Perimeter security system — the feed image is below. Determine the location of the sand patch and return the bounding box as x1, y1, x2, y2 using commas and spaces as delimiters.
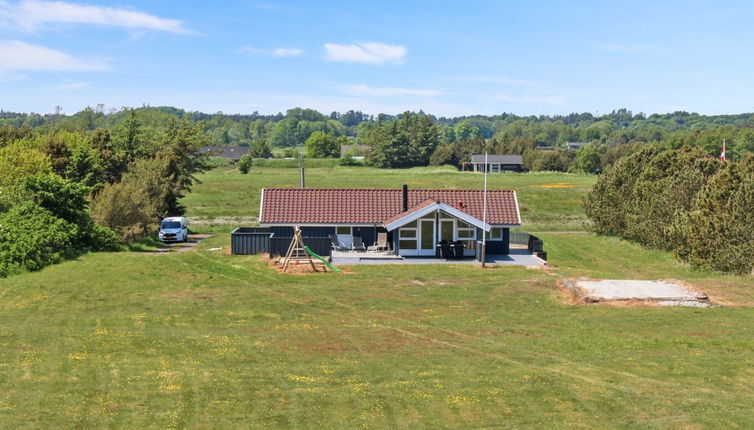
560, 279, 712, 307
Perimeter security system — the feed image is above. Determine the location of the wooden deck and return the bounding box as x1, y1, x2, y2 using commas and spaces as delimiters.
330, 250, 403, 260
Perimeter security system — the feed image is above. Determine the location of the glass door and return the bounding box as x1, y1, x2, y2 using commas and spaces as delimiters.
419, 219, 435, 256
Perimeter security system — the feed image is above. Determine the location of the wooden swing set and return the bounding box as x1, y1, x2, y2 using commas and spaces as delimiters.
280, 227, 339, 273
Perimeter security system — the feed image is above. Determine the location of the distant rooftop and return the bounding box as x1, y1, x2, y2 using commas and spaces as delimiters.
201, 145, 250, 161
469, 154, 523, 165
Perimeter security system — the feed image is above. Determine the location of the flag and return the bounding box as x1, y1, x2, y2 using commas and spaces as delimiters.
720, 139, 726, 162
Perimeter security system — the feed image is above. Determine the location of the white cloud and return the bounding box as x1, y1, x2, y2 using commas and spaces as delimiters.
493, 93, 568, 106
339, 84, 440, 97
444, 76, 537, 86
271, 47, 303, 57
0, 0, 190, 33
240, 46, 303, 57
597, 43, 654, 53
324, 42, 406, 65
0, 40, 106, 72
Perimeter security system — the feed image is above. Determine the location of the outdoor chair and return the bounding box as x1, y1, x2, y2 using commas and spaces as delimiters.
329, 234, 350, 251
352, 236, 367, 251
367, 232, 389, 252
438, 240, 452, 259
452, 240, 465, 258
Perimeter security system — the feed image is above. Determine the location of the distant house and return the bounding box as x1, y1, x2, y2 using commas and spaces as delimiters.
340, 144, 370, 158
469, 154, 524, 173
566, 142, 589, 150
201, 146, 251, 163
259, 185, 521, 258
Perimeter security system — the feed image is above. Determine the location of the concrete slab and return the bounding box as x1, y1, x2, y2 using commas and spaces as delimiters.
574, 279, 708, 304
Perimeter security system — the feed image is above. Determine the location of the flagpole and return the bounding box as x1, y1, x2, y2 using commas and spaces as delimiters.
481, 152, 488, 267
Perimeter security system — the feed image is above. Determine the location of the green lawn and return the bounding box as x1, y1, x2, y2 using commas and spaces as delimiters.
1, 165, 754, 428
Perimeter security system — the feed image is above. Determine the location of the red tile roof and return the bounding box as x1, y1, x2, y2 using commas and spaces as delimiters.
260, 188, 521, 226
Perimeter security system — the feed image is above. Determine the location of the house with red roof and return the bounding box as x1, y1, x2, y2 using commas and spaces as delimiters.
258, 185, 521, 259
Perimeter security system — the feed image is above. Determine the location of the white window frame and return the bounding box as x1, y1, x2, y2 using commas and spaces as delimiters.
489, 227, 504, 241
335, 226, 352, 235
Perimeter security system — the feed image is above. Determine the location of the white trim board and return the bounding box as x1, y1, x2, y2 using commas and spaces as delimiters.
384, 202, 492, 232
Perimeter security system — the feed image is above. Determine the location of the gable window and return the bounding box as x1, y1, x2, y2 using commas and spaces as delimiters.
398, 223, 418, 250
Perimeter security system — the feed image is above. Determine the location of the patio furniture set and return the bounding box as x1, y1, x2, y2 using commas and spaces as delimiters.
330, 232, 390, 253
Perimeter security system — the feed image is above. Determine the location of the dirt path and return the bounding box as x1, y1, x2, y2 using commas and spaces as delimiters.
151, 234, 214, 254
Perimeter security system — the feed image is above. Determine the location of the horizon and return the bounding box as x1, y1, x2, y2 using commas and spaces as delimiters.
3, 105, 754, 120
2, 1, 754, 116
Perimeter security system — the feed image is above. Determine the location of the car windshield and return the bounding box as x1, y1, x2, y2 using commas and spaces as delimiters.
161, 221, 182, 229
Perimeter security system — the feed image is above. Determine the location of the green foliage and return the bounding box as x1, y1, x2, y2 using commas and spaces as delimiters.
64, 143, 105, 187
584, 145, 661, 236
575, 143, 602, 173
40, 134, 72, 176
0, 141, 51, 189
338, 153, 361, 166
623, 146, 721, 249
305, 131, 341, 158
583, 145, 754, 274
24, 174, 91, 225
92, 157, 172, 242
0, 202, 77, 277
238, 153, 253, 174
249, 138, 272, 158
113, 109, 148, 163
429, 144, 455, 166
672, 155, 754, 274
159, 119, 210, 215
364, 112, 439, 168
0, 174, 122, 277
525, 149, 575, 172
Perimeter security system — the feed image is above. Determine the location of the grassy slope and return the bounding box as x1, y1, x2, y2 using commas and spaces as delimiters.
1, 165, 754, 428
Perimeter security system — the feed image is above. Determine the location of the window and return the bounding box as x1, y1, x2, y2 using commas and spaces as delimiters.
457, 229, 475, 239
399, 239, 418, 249
399, 229, 416, 238
490, 227, 504, 240
336, 226, 352, 235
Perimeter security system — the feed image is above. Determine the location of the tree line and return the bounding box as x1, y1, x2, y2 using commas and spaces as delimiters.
0, 111, 209, 277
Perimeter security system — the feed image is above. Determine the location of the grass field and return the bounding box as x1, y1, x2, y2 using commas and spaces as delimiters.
2, 165, 754, 428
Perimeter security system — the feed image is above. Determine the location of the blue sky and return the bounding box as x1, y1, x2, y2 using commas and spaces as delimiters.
1, 0, 753, 116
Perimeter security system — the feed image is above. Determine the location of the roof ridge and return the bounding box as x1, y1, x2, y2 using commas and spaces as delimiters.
261, 187, 515, 192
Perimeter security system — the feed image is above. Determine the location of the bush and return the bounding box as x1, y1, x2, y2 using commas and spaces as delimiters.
238, 153, 253, 174
583, 145, 661, 236
672, 155, 754, 274
338, 153, 361, 166
623, 146, 720, 250
92, 157, 172, 242
0, 203, 78, 277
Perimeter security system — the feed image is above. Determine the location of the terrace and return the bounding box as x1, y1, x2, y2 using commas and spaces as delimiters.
330, 248, 546, 266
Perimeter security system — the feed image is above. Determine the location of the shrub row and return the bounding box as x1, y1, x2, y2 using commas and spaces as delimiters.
584, 146, 754, 274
